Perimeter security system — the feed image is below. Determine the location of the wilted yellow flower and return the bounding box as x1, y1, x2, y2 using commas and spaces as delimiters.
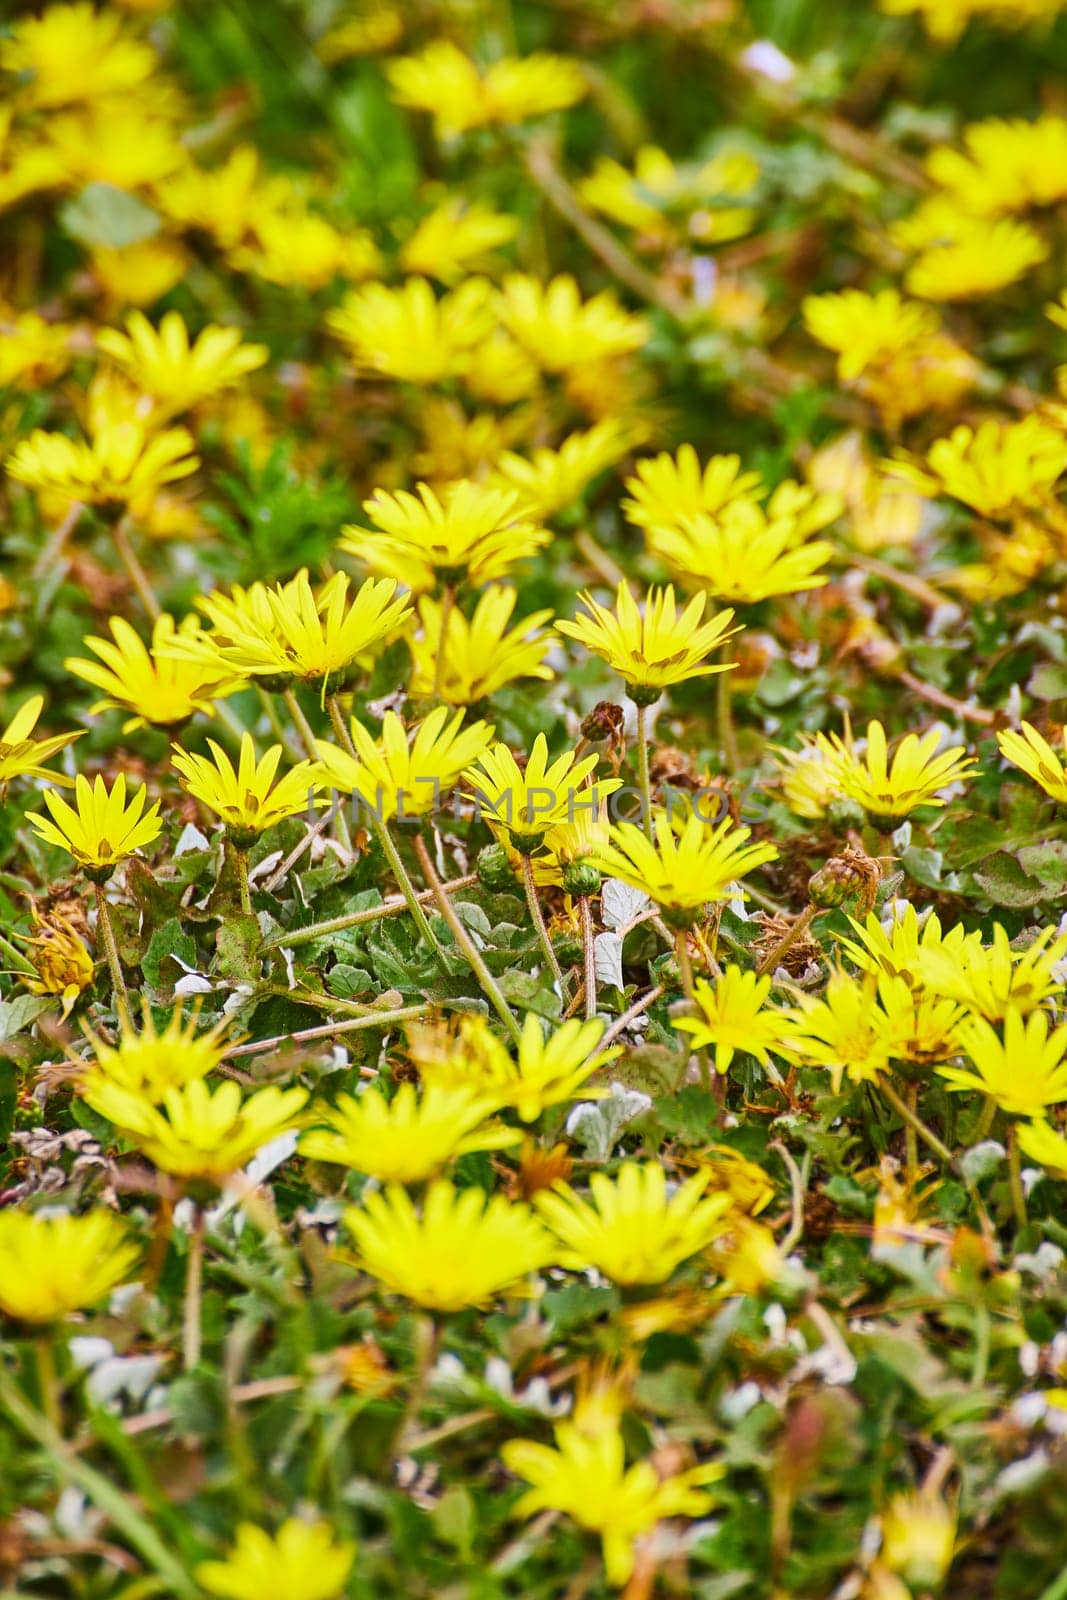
592, 811, 778, 927
408, 586, 554, 705
315, 706, 493, 822
881, 1490, 957, 1592
344, 479, 551, 592
96, 310, 267, 417
830, 720, 976, 828
888, 417, 1067, 520
79, 1001, 235, 1103
0, 306, 72, 389
707, 1213, 786, 1295
89, 1077, 309, 1181
300, 1082, 517, 1182
198, 1519, 356, 1600
917, 924, 1067, 1021
327, 276, 495, 384
997, 721, 1067, 804
699, 1145, 776, 1216
66, 613, 242, 731
21, 911, 94, 1018
536, 1162, 731, 1284
344, 1180, 555, 1310
905, 213, 1048, 300
387, 41, 585, 138
0, 1209, 140, 1324
557, 581, 738, 701
498, 274, 649, 371
400, 197, 519, 283
673, 968, 795, 1076
491, 420, 639, 520
1, 2, 157, 109
623, 447, 764, 532
502, 1420, 722, 1587
28, 773, 163, 878
939, 1010, 1067, 1116
171, 734, 325, 844
0, 694, 81, 790
466, 733, 621, 851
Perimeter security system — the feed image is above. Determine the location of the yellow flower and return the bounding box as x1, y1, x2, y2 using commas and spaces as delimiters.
0, 2, 157, 109
43, 103, 185, 190
300, 1083, 518, 1182
231, 211, 381, 291
998, 721, 1067, 804
79, 1001, 236, 1103
343, 1180, 555, 1311
771, 728, 855, 820
623, 446, 764, 532
926, 116, 1067, 216
838, 905, 977, 987
89, 1077, 309, 1181
877, 975, 966, 1068
578, 143, 758, 244
887, 418, 1067, 520
591, 811, 778, 927
177, 571, 411, 690
491, 420, 639, 520
784, 972, 894, 1092
156, 146, 271, 252
808, 436, 930, 552
1017, 1118, 1067, 1178
315, 706, 493, 822
387, 41, 585, 138
408, 586, 554, 705
198, 1519, 356, 1600
171, 734, 325, 843
917, 924, 1067, 1021
96, 310, 267, 417
91, 239, 189, 307
0, 1209, 140, 1324
699, 1145, 776, 1216
535, 1162, 732, 1285
830, 720, 976, 827
881, 1490, 957, 1592
0, 306, 72, 389
28, 773, 163, 877
707, 1214, 787, 1295
502, 1420, 722, 1587
465, 732, 621, 851
7, 403, 198, 512
497, 274, 649, 372
648, 500, 836, 604
557, 581, 738, 701
905, 214, 1048, 300
327, 276, 495, 384
344, 479, 551, 593
415, 1011, 619, 1121
938, 1010, 1067, 1116
21, 911, 94, 1018
317, 7, 404, 60
673, 968, 795, 1076
0, 693, 81, 789
400, 197, 519, 283
66, 613, 242, 731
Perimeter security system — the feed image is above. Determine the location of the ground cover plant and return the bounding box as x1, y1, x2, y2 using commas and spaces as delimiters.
4, 0, 1067, 1595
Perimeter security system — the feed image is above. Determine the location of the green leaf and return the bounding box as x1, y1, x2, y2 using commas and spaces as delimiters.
214, 915, 263, 983
142, 918, 198, 995
60, 183, 161, 248
973, 844, 1067, 908
0, 996, 50, 1041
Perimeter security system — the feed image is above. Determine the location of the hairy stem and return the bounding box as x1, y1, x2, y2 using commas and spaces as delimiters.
579, 895, 597, 1021
413, 835, 523, 1044
183, 1206, 204, 1373
634, 702, 654, 839
371, 815, 448, 966
522, 851, 565, 991
94, 883, 131, 1027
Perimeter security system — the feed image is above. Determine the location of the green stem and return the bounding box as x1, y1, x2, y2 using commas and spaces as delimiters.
258, 685, 303, 763
94, 884, 130, 1027
972, 1094, 997, 1144
1008, 1121, 1028, 1231
183, 1206, 204, 1373
433, 583, 455, 702
904, 1082, 919, 1184
413, 835, 522, 1045
326, 691, 357, 757
674, 926, 696, 999
634, 701, 654, 839
521, 852, 565, 991
282, 686, 319, 760
371, 814, 448, 966
261, 874, 479, 950
580, 895, 597, 1021
879, 1077, 954, 1167
113, 516, 161, 621
225, 1004, 434, 1060
233, 845, 252, 915
35, 1333, 60, 1435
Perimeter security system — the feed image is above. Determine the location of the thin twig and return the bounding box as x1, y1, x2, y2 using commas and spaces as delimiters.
771, 1139, 806, 1255
225, 1005, 431, 1059
597, 984, 665, 1050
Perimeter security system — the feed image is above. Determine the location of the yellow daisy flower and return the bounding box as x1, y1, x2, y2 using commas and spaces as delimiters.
465, 732, 621, 851
343, 1180, 556, 1311
399, 197, 519, 283
1017, 1118, 1067, 1179
0, 306, 73, 389
28, 773, 163, 879
838, 905, 978, 987
535, 1162, 732, 1284
7, 414, 198, 511
771, 728, 855, 820
0, 1209, 141, 1324
591, 810, 778, 927
387, 40, 585, 138
646, 499, 837, 604
0, 694, 82, 789
89, 1077, 309, 1181
343, 478, 551, 593
231, 211, 381, 291
905, 214, 1048, 300
96, 310, 268, 416
938, 1010, 1067, 1117
315, 706, 493, 823
19, 910, 94, 1018
497, 274, 649, 371
79, 1000, 236, 1103
198, 1520, 356, 1600
171, 734, 325, 844
830, 720, 976, 828
327, 276, 496, 385
0, 2, 157, 109
66, 613, 242, 731
887, 417, 1067, 520
414, 1011, 618, 1122
673, 967, 796, 1076
997, 721, 1067, 804
623, 446, 764, 532
408, 586, 554, 705
491, 419, 639, 520
300, 1082, 518, 1183
926, 115, 1067, 216
916, 924, 1067, 1021
556, 581, 738, 703
881, 1491, 958, 1593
